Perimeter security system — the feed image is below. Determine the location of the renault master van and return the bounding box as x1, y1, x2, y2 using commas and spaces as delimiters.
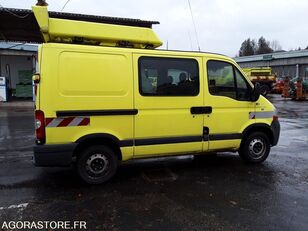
32, 4, 280, 184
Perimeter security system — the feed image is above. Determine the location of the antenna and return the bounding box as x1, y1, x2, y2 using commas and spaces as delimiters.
61, 0, 71, 12
187, 0, 201, 51
187, 30, 193, 51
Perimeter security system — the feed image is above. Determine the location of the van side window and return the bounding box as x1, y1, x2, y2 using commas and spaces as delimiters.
207, 61, 236, 99
139, 57, 199, 96
207, 60, 251, 101
235, 68, 251, 101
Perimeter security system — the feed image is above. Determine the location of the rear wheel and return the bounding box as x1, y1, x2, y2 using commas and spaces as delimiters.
77, 145, 118, 184
239, 132, 270, 163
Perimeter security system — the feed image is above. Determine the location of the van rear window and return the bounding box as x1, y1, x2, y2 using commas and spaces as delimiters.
138, 57, 199, 96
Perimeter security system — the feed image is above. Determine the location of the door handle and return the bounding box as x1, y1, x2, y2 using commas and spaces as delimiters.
190, 106, 212, 114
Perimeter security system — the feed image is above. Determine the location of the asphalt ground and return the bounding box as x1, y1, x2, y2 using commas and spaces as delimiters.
0, 94, 307, 231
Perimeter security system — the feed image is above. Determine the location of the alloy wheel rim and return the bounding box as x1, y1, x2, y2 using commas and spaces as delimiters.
249, 138, 266, 159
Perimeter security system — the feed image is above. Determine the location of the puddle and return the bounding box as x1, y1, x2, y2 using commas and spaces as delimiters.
142, 168, 177, 182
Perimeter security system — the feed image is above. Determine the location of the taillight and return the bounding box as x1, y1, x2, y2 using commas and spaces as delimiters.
35, 110, 46, 144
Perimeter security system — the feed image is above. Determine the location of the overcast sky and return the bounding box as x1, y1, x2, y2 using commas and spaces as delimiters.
1, 0, 308, 56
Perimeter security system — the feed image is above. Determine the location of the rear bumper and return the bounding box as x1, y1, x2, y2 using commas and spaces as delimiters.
33, 143, 77, 167
271, 120, 280, 146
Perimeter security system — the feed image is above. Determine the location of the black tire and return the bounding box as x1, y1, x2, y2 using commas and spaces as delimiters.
239, 132, 270, 163
77, 145, 118, 184
260, 85, 270, 96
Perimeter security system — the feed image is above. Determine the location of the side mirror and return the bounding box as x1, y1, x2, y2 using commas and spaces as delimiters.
251, 83, 261, 102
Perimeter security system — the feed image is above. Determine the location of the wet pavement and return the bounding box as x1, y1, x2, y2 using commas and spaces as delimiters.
0, 95, 307, 231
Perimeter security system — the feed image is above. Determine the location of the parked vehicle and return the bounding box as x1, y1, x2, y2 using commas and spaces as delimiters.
272, 77, 285, 94
32, 4, 280, 184
289, 76, 308, 99
273, 76, 308, 97
242, 67, 277, 96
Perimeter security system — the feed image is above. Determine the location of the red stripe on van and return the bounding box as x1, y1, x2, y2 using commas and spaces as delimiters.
78, 118, 90, 126
57, 117, 74, 127
45, 118, 53, 126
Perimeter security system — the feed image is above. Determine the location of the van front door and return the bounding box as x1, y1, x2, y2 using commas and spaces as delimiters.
133, 54, 207, 157
204, 59, 255, 151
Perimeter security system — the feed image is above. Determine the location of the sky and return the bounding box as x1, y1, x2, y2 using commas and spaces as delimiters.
1, 0, 308, 56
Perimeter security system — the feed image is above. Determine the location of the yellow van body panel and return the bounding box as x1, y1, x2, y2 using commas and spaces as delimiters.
39, 44, 134, 155
135, 142, 203, 158
37, 43, 276, 162
255, 96, 276, 126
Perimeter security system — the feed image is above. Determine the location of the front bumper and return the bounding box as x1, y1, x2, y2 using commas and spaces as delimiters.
33, 143, 77, 167
271, 120, 280, 146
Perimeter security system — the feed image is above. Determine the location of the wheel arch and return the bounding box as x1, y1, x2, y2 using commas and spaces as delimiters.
241, 123, 274, 146
73, 133, 122, 160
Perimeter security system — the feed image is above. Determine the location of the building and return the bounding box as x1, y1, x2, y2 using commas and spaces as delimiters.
0, 42, 38, 99
234, 50, 308, 78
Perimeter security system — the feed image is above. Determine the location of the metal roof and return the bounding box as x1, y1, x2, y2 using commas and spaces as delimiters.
0, 42, 38, 52
234, 50, 308, 63
0, 7, 159, 43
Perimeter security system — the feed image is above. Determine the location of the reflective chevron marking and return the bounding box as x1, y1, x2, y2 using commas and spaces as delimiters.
45, 117, 90, 127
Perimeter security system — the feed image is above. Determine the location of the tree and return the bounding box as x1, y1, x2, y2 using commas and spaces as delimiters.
239, 38, 256, 57
255, 37, 273, 54
270, 40, 282, 51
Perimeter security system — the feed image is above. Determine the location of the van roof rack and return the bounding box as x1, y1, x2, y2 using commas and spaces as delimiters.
32, 3, 163, 49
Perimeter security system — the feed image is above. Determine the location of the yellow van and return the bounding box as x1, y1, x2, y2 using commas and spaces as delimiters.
32, 4, 280, 184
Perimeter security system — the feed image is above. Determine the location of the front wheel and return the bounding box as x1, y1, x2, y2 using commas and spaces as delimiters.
77, 145, 118, 184
239, 132, 270, 163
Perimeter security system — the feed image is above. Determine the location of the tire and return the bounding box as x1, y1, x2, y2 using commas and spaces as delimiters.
239, 132, 270, 163
77, 145, 118, 184
260, 85, 270, 96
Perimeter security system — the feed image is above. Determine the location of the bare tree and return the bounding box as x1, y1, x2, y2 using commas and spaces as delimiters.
270, 40, 282, 51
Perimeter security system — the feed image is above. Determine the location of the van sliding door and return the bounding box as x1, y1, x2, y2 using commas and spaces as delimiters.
133, 54, 207, 157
